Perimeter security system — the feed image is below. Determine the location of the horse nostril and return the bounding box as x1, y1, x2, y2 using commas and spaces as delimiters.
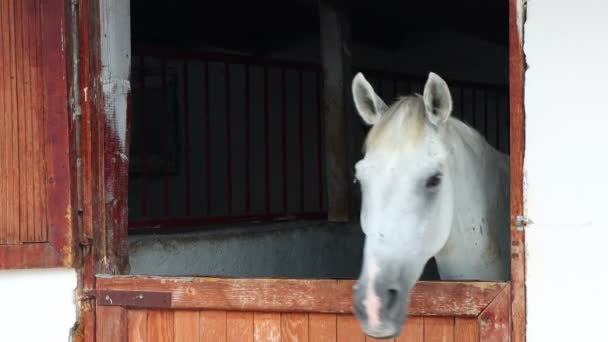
386, 288, 399, 312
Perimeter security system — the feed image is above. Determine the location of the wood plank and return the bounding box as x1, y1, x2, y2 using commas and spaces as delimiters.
454, 318, 479, 342
96, 306, 127, 342
254, 313, 281, 342
227, 312, 254, 342
309, 313, 337, 342
147, 310, 174, 342
174, 310, 200, 342
6, 0, 19, 244
200, 310, 227, 342
337, 315, 365, 342
127, 309, 147, 342
424, 317, 454, 342
14, 0, 28, 244
25, 0, 45, 242
96, 276, 507, 316
20, 0, 35, 242
397, 317, 423, 342
0, 0, 8, 244
281, 313, 308, 342
479, 286, 510, 342
509, 1, 526, 342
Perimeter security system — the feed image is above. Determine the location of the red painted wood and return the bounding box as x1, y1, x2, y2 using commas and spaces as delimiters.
509, 0, 527, 341
479, 286, 510, 342
0, 0, 73, 268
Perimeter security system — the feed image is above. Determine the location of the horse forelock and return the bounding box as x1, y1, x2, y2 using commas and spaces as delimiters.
364, 96, 427, 153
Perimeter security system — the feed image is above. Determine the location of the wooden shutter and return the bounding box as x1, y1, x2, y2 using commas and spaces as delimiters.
0, 0, 73, 268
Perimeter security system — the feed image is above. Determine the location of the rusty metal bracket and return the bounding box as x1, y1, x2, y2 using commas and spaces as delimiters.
87, 290, 172, 308
514, 215, 532, 231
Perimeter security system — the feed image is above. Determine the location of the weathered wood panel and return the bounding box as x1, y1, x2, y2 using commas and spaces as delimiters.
254, 313, 281, 342
95, 277, 509, 341
0, 0, 48, 244
455, 318, 480, 342
127, 310, 147, 342
147, 310, 174, 342
200, 310, 227, 342
309, 313, 337, 342
96, 276, 507, 316
173, 311, 199, 342
424, 317, 455, 342
96, 306, 127, 342
104, 308, 497, 342
0, 0, 73, 268
397, 316, 424, 342
281, 313, 308, 342
227, 312, 254, 342
337, 315, 365, 342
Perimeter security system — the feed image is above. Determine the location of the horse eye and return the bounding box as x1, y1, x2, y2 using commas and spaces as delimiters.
425, 173, 442, 188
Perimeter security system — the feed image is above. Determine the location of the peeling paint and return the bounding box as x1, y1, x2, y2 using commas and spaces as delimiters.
516, 0, 525, 43
100, 0, 131, 151
102, 80, 131, 150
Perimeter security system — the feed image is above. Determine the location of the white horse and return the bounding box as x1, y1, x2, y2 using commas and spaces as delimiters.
351, 72, 510, 338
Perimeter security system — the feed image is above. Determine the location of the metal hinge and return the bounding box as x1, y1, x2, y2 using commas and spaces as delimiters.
515, 215, 532, 231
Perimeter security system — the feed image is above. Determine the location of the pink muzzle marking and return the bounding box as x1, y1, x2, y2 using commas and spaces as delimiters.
363, 258, 382, 329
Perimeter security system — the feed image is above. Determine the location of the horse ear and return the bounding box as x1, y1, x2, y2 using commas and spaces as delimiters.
423, 72, 453, 126
352, 72, 388, 126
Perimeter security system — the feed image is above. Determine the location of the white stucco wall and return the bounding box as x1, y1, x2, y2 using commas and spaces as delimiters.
0, 269, 77, 342
524, 0, 608, 341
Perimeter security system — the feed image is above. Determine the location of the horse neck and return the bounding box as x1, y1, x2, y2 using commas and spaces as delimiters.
435, 118, 510, 280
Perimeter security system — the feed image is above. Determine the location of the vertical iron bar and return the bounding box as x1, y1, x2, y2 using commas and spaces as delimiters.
263, 67, 270, 214
225, 63, 232, 216
484, 89, 489, 141
298, 71, 304, 212
183, 60, 191, 216
139, 55, 148, 217
316, 71, 324, 211
496, 89, 501, 150
244, 64, 251, 214
460, 87, 465, 121
281, 69, 288, 214
205, 61, 211, 215
472, 88, 477, 129
161, 58, 170, 216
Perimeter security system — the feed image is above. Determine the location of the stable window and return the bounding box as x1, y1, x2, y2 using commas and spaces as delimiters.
86, 0, 525, 341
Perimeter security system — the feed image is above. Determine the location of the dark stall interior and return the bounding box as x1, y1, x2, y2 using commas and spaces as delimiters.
126, 0, 510, 279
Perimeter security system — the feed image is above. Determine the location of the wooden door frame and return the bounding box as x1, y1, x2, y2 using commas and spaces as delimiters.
508, 0, 527, 341
72, 0, 527, 341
